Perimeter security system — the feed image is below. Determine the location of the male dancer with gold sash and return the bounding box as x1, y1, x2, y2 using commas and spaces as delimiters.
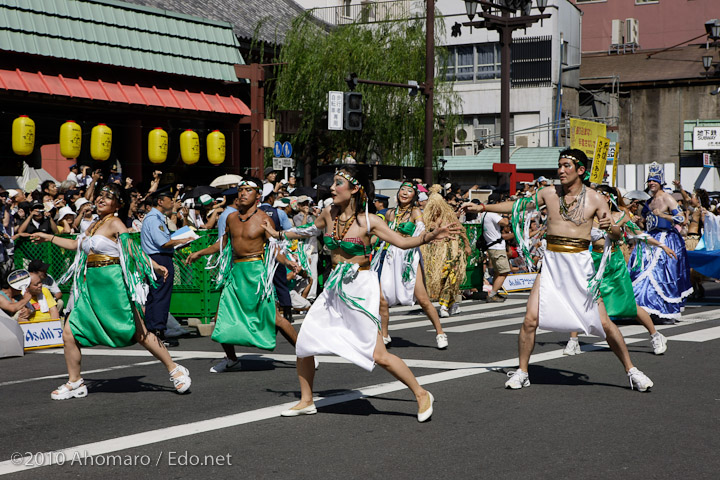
462, 148, 654, 392
186, 178, 298, 372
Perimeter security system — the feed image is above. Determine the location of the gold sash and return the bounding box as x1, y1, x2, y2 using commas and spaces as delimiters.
546, 235, 590, 254
87, 254, 120, 268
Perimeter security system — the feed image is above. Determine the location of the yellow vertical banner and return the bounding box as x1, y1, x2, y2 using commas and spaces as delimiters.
570, 119, 607, 159
589, 136, 611, 184
611, 145, 620, 187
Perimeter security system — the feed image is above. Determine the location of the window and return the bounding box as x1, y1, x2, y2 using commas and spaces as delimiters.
444, 38, 551, 86
635, 0, 658, 4
343, 0, 351, 17
445, 43, 500, 82
477, 44, 501, 80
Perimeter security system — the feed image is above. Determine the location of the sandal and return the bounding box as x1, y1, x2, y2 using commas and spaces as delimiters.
51, 379, 88, 400
169, 364, 191, 394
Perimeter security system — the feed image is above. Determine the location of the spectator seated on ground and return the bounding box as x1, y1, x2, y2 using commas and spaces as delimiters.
25, 272, 59, 321
27, 259, 64, 313
0, 271, 32, 321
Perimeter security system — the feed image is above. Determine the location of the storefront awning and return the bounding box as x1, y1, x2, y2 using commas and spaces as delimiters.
0, 68, 250, 116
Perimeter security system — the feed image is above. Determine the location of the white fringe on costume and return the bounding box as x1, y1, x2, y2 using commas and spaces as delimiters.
296, 267, 380, 371
379, 222, 425, 306
538, 249, 606, 339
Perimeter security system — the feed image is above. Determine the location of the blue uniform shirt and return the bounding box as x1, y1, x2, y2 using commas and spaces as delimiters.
141, 208, 173, 255
217, 206, 238, 240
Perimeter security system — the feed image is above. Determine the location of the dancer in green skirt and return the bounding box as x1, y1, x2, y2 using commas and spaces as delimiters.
31, 183, 191, 400
185, 178, 299, 373
563, 185, 675, 356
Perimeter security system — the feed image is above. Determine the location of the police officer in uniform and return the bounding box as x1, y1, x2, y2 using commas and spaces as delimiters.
141, 188, 186, 347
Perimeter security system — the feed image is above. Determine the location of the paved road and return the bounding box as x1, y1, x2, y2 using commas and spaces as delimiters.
1, 293, 719, 479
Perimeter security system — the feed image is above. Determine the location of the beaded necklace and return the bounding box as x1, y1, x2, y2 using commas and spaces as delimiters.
86, 214, 115, 237
559, 184, 587, 226
333, 213, 356, 241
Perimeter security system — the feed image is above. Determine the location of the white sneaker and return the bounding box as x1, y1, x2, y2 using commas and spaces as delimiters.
436, 333, 448, 349
651, 332, 667, 355
563, 337, 581, 356
382, 335, 392, 346
627, 367, 653, 392
210, 357, 241, 373
439, 306, 449, 318
449, 303, 460, 315
505, 370, 530, 389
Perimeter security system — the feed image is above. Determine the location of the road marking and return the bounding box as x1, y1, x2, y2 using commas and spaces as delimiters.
34, 349, 490, 371
0, 360, 161, 388
0, 340, 634, 476
439, 312, 526, 333
498, 310, 720, 336
666, 326, 720, 342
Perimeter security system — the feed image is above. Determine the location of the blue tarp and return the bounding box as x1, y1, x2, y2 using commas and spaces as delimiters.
687, 250, 720, 278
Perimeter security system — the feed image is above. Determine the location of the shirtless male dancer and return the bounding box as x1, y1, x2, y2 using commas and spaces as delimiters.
186, 178, 298, 369
462, 148, 654, 392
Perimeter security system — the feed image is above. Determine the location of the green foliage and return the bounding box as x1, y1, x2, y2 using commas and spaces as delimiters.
268, 12, 460, 169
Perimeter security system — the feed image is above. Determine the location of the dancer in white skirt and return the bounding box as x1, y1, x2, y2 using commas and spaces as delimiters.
376, 181, 447, 349
462, 148, 654, 392
263, 166, 460, 421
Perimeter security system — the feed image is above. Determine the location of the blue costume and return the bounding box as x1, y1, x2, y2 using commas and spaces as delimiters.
628, 164, 692, 321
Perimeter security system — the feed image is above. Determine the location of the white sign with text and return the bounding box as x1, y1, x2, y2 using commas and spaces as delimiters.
693, 126, 720, 150
328, 91, 343, 131
502, 273, 538, 292
19, 319, 63, 350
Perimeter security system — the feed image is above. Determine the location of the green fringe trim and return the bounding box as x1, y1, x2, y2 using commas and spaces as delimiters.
325, 263, 380, 331
510, 197, 536, 271
119, 233, 158, 305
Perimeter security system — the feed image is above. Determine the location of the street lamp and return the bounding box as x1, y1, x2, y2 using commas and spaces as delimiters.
460, 0, 551, 171
465, 0, 478, 21
706, 19, 720, 42
703, 54, 714, 72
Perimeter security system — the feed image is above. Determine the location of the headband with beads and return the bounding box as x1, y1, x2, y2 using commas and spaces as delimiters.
560, 155, 591, 181
335, 170, 359, 186
100, 185, 124, 206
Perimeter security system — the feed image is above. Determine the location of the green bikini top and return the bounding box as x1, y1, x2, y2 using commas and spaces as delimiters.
324, 209, 373, 256
323, 235, 372, 256
395, 222, 416, 236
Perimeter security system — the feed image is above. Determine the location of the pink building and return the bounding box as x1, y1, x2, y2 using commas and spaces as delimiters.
571, 0, 717, 52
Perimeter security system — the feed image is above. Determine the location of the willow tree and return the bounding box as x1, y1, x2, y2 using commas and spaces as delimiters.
268, 12, 460, 172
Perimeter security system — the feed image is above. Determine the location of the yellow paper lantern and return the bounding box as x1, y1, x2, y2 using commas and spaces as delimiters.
90, 123, 112, 161
180, 129, 200, 165
60, 120, 82, 159
12, 115, 35, 156
148, 127, 168, 164
207, 130, 225, 165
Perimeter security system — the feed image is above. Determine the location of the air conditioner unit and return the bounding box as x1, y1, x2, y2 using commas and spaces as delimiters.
515, 135, 529, 147
625, 18, 639, 45
455, 126, 472, 143
453, 143, 474, 156
611, 19, 625, 45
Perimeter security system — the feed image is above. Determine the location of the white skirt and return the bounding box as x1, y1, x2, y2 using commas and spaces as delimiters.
296, 267, 380, 371
538, 249, 605, 338
380, 245, 420, 306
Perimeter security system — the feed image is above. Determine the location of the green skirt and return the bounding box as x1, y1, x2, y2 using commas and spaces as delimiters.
592, 248, 637, 319
69, 264, 137, 348
212, 260, 276, 350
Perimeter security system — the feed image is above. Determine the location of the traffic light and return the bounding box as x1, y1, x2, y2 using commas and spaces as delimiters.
343, 92, 362, 131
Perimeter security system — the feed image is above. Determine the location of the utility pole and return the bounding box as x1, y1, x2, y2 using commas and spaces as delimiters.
424, 0, 435, 185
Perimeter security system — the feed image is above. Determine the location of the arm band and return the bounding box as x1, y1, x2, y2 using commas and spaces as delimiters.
287, 223, 322, 237
670, 208, 684, 224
